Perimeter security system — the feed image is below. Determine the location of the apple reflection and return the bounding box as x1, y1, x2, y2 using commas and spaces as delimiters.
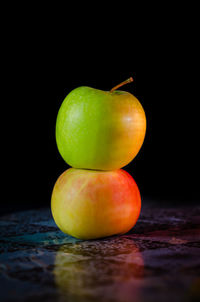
54, 236, 144, 302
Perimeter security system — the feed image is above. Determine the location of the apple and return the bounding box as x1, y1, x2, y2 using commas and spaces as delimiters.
51, 168, 141, 240
56, 78, 146, 170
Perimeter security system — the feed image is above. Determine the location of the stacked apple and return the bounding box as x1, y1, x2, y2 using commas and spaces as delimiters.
51, 78, 146, 239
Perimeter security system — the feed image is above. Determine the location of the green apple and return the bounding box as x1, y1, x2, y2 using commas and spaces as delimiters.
56, 78, 146, 170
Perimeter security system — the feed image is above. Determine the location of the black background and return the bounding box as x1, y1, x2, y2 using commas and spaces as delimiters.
2, 69, 199, 215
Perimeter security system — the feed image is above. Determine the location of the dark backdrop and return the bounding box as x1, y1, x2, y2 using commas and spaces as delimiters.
2, 70, 199, 215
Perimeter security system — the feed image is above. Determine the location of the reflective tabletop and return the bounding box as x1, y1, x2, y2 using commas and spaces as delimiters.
0, 203, 200, 302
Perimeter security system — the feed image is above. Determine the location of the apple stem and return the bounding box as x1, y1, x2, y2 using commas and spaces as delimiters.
110, 77, 134, 93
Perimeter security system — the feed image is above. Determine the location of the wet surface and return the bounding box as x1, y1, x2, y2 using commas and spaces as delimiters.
0, 204, 200, 302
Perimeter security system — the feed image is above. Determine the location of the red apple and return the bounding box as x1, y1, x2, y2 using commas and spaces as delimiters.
51, 168, 141, 239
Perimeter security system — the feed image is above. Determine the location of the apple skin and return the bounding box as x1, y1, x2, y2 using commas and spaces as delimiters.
56, 87, 146, 170
51, 168, 141, 240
